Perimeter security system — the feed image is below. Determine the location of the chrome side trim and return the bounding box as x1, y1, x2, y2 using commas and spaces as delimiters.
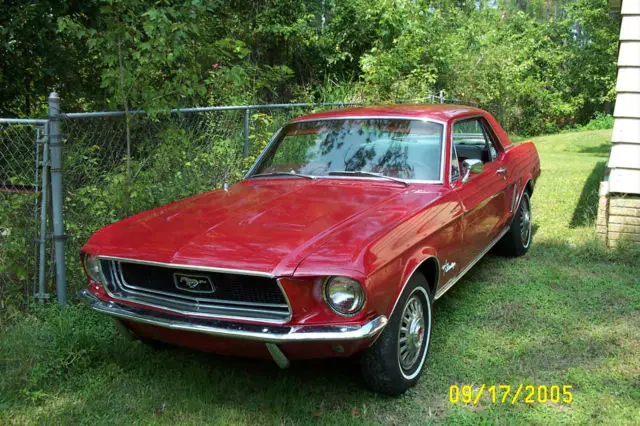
388, 255, 440, 319
97, 255, 276, 278
434, 226, 509, 300
79, 289, 388, 343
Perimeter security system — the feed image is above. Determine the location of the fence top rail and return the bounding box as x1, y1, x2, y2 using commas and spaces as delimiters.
0, 118, 48, 124
62, 101, 365, 119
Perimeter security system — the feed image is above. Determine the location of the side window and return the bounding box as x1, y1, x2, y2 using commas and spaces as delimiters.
480, 118, 501, 161
452, 118, 498, 165
450, 143, 460, 181
453, 119, 487, 147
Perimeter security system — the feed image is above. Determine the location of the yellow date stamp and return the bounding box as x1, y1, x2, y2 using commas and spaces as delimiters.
449, 384, 573, 405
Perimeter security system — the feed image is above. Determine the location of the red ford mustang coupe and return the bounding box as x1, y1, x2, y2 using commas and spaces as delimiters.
80, 104, 540, 395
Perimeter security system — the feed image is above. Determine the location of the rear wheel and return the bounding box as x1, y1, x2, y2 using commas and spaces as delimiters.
360, 272, 433, 396
496, 191, 532, 257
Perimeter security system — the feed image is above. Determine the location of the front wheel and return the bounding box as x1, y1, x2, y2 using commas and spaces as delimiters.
360, 272, 433, 396
495, 191, 532, 257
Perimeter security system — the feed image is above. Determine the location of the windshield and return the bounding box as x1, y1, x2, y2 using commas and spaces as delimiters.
251, 118, 444, 181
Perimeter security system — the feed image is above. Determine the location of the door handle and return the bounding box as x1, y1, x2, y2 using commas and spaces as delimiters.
496, 167, 507, 178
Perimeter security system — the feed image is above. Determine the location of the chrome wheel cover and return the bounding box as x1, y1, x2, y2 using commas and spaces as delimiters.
398, 294, 426, 372
520, 194, 532, 248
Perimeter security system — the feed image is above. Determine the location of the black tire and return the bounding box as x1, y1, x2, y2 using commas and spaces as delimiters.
360, 272, 433, 396
495, 191, 532, 257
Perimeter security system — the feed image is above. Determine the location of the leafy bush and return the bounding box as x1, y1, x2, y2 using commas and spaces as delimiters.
0, 193, 40, 317
578, 112, 615, 131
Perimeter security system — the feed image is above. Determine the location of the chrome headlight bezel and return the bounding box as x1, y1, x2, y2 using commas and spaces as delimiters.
323, 276, 366, 317
83, 253, 103, 285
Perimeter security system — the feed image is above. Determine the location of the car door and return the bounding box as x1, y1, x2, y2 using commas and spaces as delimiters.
450, 117, 511, 264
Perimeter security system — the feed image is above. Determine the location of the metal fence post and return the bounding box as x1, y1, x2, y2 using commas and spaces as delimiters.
37, 123, 50, 302
48, 92, 67, 306
243, 108, 250, 157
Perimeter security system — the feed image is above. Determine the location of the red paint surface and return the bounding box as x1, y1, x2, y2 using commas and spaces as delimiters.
82, 105, 540, 359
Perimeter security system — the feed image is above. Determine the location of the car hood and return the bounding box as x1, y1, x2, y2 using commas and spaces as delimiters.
83, 178, 441, 276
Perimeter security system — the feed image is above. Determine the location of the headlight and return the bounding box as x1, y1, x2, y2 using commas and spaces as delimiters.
83, 253, 103, 284
323, 276, 365, 316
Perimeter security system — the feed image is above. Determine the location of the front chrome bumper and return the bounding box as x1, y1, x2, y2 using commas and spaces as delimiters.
79, 289, 387, 345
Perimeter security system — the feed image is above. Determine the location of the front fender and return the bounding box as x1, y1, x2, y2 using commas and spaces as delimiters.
365, 246, 440, 319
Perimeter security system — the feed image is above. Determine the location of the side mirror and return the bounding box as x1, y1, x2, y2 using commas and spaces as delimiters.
462, 159, 483, 183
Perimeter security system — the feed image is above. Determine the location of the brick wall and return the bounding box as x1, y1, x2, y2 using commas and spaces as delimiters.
598, 195, 640, 247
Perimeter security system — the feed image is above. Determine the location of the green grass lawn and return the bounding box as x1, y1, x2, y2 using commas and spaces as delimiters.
1, 129, 639, 425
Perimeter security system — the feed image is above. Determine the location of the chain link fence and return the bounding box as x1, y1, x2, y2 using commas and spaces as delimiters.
0, 119, 48, 318
1, 94, 457, 315
60, 103, 358, 297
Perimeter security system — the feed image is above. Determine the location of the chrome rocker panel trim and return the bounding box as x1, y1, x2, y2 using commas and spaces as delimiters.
79, 289, 387, 344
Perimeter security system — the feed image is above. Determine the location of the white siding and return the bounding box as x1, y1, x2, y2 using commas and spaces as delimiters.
616, 67, 640, 92
620, 15, 640, 40
618, 41, 640, 66
622, 0, 640, 14
609, 168, 640, 194
609, 0, 640, 195
608, 144, 640, 168
613, 118, 640, 143
614, 93, 640, 118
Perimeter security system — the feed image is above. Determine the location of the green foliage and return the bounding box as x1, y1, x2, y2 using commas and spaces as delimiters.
0, 194, 39, 316
578, 112, 615, 131
350, 0, 619, 135
58, 1, 226, 112
0, 1, 101, 116
2, 0, 620, 133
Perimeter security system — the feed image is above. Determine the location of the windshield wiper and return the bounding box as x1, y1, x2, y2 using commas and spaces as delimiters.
327, 170, 410, 186
250, 172, 316, 180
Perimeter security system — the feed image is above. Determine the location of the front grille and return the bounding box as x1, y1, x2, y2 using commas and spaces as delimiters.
100, 260, 291, 323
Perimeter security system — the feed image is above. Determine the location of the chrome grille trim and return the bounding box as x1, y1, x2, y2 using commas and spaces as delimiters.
111, 261, 289, 308
98, 257, 292, 324
98, 254, 275, 277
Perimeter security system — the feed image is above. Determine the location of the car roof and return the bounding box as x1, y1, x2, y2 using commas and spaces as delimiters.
289, 104, 486, 124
